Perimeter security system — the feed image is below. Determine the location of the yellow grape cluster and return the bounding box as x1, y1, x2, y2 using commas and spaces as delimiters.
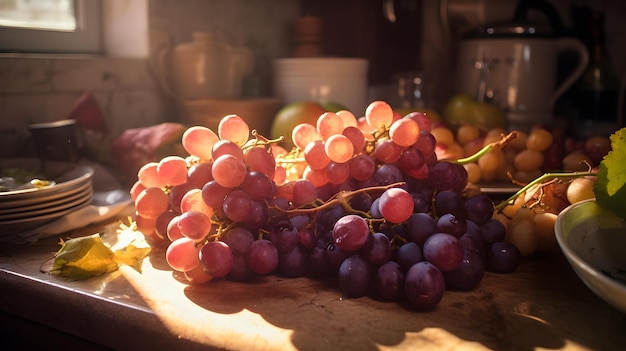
433, 122, 613, 188
434, 124, 557, 185
493, 175, 597, 256
428, 121, 609, 257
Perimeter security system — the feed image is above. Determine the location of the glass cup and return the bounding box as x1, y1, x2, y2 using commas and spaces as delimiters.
28, 119, 84, 163
394, 71, 427, 110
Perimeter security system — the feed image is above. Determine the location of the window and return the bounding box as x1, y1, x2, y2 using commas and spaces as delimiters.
0, 0, 101, 54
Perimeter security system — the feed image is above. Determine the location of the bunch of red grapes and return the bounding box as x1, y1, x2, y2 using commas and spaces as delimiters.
130, 100, 521, 310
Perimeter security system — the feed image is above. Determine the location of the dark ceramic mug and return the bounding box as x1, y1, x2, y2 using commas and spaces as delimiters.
28, 119, 84, 162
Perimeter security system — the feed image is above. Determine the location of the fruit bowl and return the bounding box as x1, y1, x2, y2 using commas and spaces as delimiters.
554, 199, 626, 313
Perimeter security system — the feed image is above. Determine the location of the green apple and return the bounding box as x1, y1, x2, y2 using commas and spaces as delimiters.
394, 107, 442, 123
443, 94, 507, 131
270, 101, 327, 149
320, 101, 348, 113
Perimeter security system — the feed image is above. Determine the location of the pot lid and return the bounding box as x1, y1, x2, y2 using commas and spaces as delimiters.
464, 0, 567, 40
463, 21, 556, 39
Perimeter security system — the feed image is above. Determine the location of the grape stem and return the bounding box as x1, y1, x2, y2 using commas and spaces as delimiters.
494, 170, 597, 211
204, 220, 238, 243
275, 148, 306, 164
363, 126, 391, 154
445, 131, 518, 165
277, 182, 405, 217
242, 132, 284, 151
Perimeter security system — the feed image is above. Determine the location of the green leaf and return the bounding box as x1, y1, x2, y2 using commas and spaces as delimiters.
110, 226, 151, 272
594, 128, 626, 220
50, 225, 153, 280
52, 233, 119, 281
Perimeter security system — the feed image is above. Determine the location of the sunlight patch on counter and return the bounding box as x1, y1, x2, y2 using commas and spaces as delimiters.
118, 263, 295, 350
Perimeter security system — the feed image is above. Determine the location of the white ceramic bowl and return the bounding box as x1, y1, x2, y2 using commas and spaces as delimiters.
555, 199, 626, 313
273, 58, 369, 114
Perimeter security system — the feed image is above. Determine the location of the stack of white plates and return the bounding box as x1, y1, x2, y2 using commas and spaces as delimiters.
0, 159, 94, 237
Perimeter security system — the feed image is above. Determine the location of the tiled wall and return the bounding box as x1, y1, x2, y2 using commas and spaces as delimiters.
0, 57, 170, 158
0, 0, 298, 159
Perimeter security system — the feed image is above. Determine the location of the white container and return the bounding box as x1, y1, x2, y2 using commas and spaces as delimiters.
157, 32, 254, 101
273, 58, 369, 115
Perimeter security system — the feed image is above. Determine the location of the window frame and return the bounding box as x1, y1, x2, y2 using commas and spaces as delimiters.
0, 0, 102, 54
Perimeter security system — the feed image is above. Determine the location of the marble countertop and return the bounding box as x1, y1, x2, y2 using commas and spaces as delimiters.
1, 218, 625, 351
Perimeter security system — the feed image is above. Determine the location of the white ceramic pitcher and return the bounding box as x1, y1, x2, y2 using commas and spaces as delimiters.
457, 22, 589, 131
156, 32, 254, 101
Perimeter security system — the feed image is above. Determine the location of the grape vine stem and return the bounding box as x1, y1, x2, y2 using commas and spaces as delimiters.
494, 170, 597, 211
277, 182, 406, 217
445, 131, 518, 165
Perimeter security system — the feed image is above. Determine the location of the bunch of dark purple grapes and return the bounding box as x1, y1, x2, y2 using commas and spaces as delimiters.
133, 103, 522, 311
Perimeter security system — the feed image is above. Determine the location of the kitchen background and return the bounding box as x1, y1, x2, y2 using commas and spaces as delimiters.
0, 0, 624, 160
